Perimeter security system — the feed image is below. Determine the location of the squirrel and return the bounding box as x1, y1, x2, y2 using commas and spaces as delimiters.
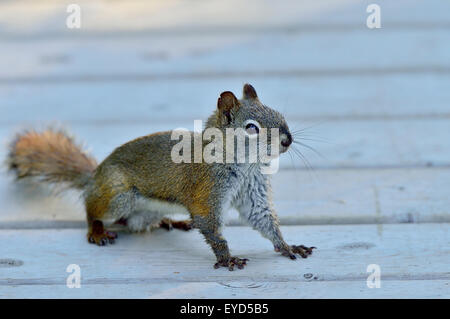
7, 83, 314, 270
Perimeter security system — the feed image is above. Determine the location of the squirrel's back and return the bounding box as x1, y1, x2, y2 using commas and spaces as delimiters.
7, 128, 216, 210
85, 130, 217, 218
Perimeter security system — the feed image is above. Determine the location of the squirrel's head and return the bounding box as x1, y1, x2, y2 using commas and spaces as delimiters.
206, 84, 292, 157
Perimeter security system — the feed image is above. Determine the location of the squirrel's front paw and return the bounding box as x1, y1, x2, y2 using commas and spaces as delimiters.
87, 231, 117, 246
214, 256, 248, 271
276, 244, 316, 259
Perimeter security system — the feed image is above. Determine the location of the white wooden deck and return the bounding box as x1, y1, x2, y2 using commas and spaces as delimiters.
0, 0, 449, 298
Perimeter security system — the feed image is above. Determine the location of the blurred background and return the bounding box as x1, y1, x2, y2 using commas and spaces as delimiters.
0, 0, 449, 228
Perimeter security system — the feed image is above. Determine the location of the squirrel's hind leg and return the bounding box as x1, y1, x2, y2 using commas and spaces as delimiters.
85, 188, 138, 245
159, 218, 193, 231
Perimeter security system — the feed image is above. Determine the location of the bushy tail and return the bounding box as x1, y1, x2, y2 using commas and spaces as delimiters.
7, 128, 97, 190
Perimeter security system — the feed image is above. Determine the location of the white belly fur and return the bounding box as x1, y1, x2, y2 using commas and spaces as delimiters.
127, 197, 190, 232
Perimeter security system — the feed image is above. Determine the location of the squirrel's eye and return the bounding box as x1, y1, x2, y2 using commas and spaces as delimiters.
245, 123, 259, 135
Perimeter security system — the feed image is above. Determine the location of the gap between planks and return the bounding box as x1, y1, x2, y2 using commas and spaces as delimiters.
1, 66, 450, 85
1, 224, 448, 284
1, 167, 449, 227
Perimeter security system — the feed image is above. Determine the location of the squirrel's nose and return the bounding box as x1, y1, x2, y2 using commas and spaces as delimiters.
281, 132, 292, 147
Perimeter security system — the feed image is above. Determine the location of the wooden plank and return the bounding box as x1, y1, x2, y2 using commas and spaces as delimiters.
1, 30, 449, 78
1, 280, 448, 299
269, 167, 450, 225
1, 0, 449, 37
2, 118, 450, 169
0, 224, 448, 298
0, 1, 449, 79
1, 168, 449, 226
0, 0, 357, 35
1, 76, 450, 122
0, 0, 448, 301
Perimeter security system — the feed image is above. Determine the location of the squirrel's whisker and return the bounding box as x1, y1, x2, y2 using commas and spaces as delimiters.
292, 141, 326, 160
290, 145, 314, 173
7, 83, 317, 267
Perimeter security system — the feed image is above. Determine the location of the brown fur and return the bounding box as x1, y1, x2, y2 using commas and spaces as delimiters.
7, 128, 97, 190
84, 131, 216, 220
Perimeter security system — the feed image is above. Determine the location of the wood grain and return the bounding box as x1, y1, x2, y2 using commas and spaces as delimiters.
0, 224, 448, 298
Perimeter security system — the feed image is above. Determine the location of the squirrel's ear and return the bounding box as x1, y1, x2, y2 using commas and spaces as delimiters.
243, 83, 258, 100
217, 91, 240, 123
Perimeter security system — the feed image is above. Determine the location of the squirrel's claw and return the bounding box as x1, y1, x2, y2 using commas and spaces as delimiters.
159, 218, 174, 231
278, 244, 316, 259
214, 257, 248, 271
293, 245, 316, 257
291, 245, 316, 258
87, 231, 118, 246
